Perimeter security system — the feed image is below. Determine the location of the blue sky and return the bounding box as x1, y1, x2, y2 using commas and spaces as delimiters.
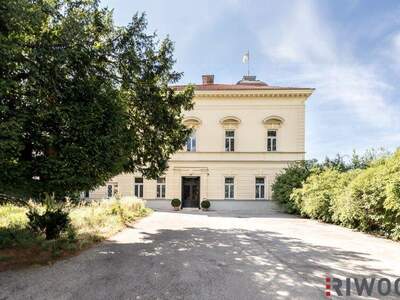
101, 0, 400, 160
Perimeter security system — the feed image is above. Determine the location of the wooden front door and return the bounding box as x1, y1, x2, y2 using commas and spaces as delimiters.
181, 177, 200, 208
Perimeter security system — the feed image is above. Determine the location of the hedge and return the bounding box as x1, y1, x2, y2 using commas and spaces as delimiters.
273, 150, 400, 240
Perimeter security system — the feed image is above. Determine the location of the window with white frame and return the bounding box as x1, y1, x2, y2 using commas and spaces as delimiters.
186, 131, 196, 152
156, 177, 166, 198
255, 177, 265, 199
107, 183, 118, 198
84, 190, 90, 198
134, 177, 144, 198
225, 130, 235, 152
267, 130, 277, 152
224, 177, 234, 199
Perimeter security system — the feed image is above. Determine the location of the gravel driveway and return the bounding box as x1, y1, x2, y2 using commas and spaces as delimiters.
1, 210, 400, 300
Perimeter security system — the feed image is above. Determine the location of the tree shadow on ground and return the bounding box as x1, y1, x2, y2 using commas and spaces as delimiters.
89, 227, 400, 300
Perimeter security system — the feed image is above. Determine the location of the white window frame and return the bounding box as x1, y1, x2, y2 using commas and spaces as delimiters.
225, 130, 235, 152
186, 131, 196, 152
134, 177, 144, 198
267, 130, 277, 152
156, 177, 166, 199
224, 177, 235, 199
255, 177, 266, 200
107, 183, 118, 198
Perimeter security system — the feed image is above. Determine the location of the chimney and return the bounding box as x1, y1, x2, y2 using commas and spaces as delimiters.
202, 74, 214, 85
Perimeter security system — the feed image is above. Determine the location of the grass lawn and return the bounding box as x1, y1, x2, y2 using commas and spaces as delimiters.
0, 197, 151, 271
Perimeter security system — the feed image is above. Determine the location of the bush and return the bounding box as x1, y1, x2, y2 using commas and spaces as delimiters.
27, 208, 70, 240
201, 200, 210, 210
332, 151, 400, 239
171, 198, 181, 208
293, 168, 356, 222
272, 160, 317, 213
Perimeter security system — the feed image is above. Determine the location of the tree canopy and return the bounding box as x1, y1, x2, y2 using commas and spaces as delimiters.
0, 0, 193, 202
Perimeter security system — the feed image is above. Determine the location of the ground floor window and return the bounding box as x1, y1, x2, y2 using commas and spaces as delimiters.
224, 177, 234, 199
255, 177, 265, 199
107, 183, 118, 198
134, 177, 144, 198
157, 177, 166, 198
84, 190, 90, 198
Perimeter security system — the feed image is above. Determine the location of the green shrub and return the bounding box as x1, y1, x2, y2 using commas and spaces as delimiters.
294, 168, 355, 222
332, 151, 400, 239
272, 160, 317, 213
171, 198, 181, 208
201, 200, 210, 209
27, 208, 70, 240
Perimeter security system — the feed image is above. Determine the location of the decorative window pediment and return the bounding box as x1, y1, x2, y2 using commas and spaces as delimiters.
183, 117, 201, 129
220, 116, 241, 129
262, 116, 284, 129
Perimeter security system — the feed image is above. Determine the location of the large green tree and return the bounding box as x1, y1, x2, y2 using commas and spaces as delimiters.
0, 0, 193, 203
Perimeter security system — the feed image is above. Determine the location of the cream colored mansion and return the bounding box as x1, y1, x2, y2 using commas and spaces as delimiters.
87, 75, 313, 210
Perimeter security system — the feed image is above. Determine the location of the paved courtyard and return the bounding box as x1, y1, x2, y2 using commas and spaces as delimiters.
1, 210, 400, 300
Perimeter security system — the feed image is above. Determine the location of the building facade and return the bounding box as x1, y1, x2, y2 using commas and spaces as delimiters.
87, 74, 313, 209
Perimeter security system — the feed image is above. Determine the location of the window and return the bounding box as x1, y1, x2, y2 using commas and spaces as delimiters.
134, 177, 144, 198
156, 177, 166, 199
107, 183, 118, 198
225, 130, 235, 152
84, 190, 90, 198
267, 130, 277, 152
255, 177, 265, 199
186, 131, 196, 152
224, 177, 234, 199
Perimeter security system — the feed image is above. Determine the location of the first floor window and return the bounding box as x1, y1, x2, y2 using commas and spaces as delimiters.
134, 177, 144, 198
107, 183, 118, 198
157, 177, 166, 198
267, 130, 277, 151
84, 190, 90, 198
224, 177, 234, 199
255, 177, 265, 199
225, 130, 235, 152
186, 131, 196, 152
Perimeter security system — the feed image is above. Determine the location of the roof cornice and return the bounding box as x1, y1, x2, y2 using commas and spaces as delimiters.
194, 89, 314, 98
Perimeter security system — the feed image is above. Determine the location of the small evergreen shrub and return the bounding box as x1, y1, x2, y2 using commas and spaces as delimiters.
171, 198, 181, 208
201, 200, 210, 210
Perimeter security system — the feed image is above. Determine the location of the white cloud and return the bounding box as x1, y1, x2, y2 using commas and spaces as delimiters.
257, 0, 398, 129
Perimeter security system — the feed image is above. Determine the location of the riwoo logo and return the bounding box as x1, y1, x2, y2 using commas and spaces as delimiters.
325, 276, 400, 297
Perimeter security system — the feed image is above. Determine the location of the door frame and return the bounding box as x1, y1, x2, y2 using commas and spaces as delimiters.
181, 176, 201, 208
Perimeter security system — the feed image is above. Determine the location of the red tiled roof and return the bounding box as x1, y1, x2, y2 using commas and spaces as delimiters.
172, 83, 313, 91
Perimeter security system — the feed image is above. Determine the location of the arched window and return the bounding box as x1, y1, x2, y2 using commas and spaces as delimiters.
263, 116, 284, 152
183, 117, 201, 152
220, 116, 241, 152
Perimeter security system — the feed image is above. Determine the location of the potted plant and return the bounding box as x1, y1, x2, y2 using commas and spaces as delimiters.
201, 199, 211, 211
171, 198, 181, 211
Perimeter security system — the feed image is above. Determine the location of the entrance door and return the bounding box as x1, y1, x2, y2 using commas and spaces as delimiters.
181, 177, 200, 208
